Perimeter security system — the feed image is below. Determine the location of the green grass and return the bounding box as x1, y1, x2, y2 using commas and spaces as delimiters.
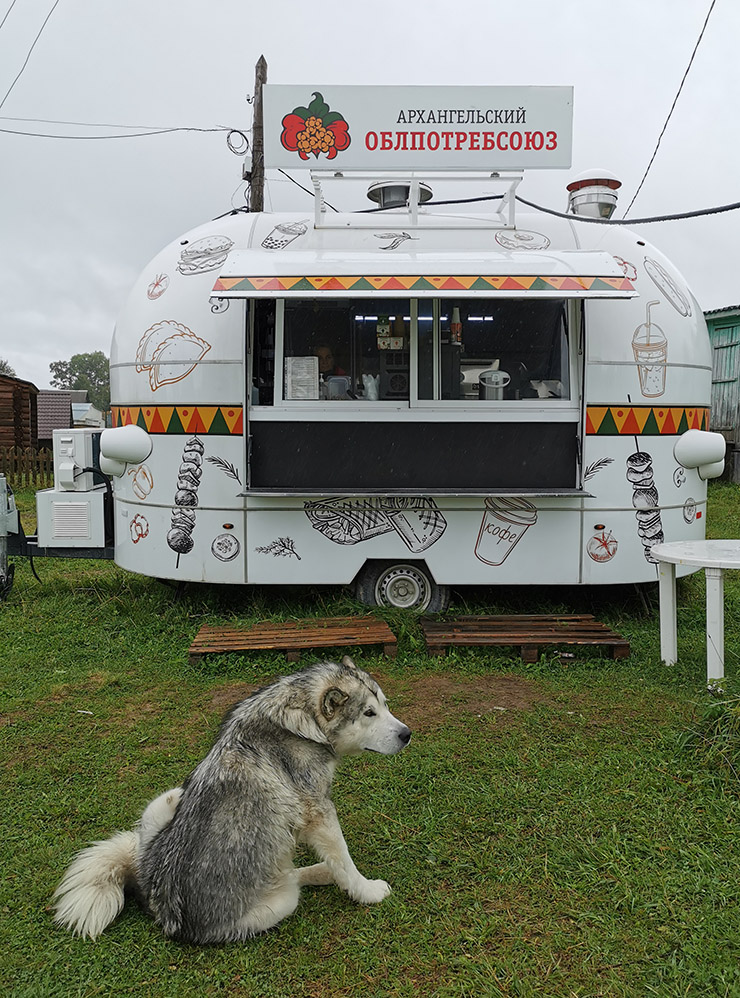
3, 482, 740, 996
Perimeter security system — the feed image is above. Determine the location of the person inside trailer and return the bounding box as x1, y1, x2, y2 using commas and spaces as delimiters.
279, 299, 411, 402
313, 342, 351, 400
314, 343, 346, 378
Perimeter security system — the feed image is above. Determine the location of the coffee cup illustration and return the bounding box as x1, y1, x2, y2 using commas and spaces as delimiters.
474, 497, 538, 566
632, 300, 667, 398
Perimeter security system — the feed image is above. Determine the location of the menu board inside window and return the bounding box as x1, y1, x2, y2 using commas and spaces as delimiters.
284, 356, 319, 400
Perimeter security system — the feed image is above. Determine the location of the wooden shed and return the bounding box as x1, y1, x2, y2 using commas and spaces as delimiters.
0, 374, 39, 449
706, 305, 740, 480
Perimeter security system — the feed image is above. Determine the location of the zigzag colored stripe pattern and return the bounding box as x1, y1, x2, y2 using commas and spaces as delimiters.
586, 405, 710, 435
111, 405, 243, 435
111, 403, 706, 436
212, 274, 635, 294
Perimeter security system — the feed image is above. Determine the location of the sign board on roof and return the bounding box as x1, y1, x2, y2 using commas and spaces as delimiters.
263, 85, 573, 172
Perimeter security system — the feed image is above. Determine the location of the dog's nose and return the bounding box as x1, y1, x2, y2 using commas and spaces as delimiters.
398, 726, 411, 745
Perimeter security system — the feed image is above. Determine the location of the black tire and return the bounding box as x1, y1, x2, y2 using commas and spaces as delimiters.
354, 561, 450, 613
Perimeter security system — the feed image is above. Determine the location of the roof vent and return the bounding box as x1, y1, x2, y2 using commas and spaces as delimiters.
367, 181, 433, 209
566, 169, 621, 219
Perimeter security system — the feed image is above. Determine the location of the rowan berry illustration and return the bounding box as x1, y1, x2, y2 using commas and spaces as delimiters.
281, 92, 350, 162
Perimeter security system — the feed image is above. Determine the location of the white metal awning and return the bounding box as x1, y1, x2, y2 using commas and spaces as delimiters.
212, 249, 637, 299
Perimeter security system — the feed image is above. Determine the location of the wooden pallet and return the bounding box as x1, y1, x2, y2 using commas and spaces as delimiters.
420, 614, 630, 662
188, 616, 397, 666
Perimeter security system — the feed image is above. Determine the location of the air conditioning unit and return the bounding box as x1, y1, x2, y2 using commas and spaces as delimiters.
52, 428, 102, 492
35, 428, 107, 548
36, 487, 107, 548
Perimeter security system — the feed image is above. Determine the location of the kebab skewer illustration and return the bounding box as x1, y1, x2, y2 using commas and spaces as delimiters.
626, 447, 664, 563
167, 435, 205, 565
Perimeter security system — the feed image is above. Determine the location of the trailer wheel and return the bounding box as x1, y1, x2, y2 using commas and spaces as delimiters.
354, 561, 450, 613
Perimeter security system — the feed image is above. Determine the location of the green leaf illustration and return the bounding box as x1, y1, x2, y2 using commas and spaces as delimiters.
307, 91, 330, 119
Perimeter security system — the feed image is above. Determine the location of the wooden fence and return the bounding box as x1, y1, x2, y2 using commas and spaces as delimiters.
0, 446, 54, 488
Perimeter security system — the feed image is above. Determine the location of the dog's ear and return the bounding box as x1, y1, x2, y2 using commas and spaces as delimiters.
322, 687, 349, 719
342, 655, 358, 671
277, 700, 330, 745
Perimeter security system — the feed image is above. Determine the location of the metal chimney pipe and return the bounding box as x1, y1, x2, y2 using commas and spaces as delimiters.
566, 170, 622, 219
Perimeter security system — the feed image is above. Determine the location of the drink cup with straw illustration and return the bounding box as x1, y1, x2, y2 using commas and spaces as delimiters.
262, 220, 308, 250
632, 300, 667, 398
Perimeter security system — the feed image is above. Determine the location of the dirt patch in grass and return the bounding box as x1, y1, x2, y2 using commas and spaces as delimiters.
383, 673, 549, 732
3, 671, 545, 773
210, 672, 549, 733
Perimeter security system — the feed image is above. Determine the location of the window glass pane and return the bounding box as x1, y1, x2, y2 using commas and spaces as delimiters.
251, 300, 275, 405
417, 299, 435, 400
282, 298, 410, 401
418, 299, 570, 401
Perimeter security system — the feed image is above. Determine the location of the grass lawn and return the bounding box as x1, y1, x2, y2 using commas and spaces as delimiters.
3, 482, 740, 997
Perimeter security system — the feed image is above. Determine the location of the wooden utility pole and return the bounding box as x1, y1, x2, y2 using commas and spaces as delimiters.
249, 55, 267, 213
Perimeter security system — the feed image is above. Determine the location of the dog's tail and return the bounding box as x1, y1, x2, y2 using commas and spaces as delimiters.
54, 786, 183, 939
53, 830, 139, 939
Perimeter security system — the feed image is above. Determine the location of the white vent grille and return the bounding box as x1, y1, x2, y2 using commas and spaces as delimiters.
52, 501, 90, 539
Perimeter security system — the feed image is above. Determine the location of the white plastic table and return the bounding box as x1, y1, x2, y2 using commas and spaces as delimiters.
651, 540, 740, 683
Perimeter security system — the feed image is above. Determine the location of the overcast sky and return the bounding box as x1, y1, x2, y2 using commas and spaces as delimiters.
1, 0, 737, 390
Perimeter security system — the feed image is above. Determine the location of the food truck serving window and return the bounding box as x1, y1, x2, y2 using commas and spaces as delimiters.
248, 295, 580, 494
251, 297, 571, 407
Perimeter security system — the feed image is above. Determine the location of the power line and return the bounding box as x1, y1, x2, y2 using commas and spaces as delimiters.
623, 0, 718, 217
0, 124, 234, 139
2, 114, 738, 226
0, 0, 62, 112
277, 168, 338, 211
296, 180, 740, 225
516, 193, 740, 225
0, 113, 238, 130
0, 0, 20, 34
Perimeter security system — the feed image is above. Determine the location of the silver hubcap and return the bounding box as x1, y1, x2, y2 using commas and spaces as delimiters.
376, 565, 431, 610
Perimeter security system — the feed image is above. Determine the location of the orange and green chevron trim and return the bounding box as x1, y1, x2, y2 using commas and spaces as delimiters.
586, 405, 710, 435
111, 405, 243, 435
111, 402, 706, 437
212, 274, 635, 295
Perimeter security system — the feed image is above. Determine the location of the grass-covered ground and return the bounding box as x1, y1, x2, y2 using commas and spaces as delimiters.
3, 483, 740, 997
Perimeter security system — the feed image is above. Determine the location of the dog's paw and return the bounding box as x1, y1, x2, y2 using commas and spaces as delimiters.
352, 878, 391, 904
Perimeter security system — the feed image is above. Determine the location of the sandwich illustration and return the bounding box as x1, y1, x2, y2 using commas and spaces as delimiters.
176, 235, 233, 275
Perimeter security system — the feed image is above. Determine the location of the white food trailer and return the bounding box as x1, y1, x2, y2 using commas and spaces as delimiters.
2, 85, 724, 610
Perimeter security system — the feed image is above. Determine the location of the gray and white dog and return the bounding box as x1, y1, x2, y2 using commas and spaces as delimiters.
54, 657, 410, 943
